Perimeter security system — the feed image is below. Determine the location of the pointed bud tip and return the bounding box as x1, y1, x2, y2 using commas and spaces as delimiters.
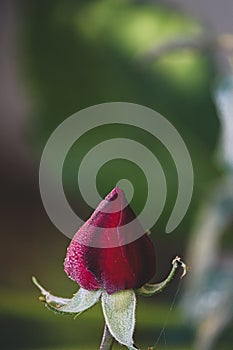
105, 186, 125, 202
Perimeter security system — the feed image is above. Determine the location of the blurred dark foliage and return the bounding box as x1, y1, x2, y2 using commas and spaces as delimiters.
0, 0, 229, 349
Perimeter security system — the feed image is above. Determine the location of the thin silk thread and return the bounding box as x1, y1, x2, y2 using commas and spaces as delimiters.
153, 279, 183, 349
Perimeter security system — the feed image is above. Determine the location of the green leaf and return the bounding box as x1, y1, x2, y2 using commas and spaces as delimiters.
32, 276, 101, 315
101, 290, 138, 350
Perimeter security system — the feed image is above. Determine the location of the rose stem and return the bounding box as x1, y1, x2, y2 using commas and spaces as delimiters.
100, 324, 114, 350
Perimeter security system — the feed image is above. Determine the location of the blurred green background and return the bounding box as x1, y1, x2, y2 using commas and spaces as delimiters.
1, 0, 232, 349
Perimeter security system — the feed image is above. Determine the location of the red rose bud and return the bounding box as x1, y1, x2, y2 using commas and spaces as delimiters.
64, 187, 155, 294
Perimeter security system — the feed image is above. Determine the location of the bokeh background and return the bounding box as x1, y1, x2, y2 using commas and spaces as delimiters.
1, 0, 233, 349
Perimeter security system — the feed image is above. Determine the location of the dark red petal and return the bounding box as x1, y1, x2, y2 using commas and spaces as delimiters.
64, 187, 156, 293
86, 234, 155, 294
64, 240, 100, 291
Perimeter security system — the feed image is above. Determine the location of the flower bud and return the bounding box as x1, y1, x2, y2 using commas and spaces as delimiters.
64, 187, 155, 294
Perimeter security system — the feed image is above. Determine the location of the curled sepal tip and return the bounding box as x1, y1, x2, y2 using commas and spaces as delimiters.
101, 290, 138, 350
32, 276, 70, 306
137, 256, 188, 297
32, 276, 101, 315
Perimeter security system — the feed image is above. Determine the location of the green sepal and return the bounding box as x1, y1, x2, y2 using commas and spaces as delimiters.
137, 256, 187, 297
32, 276, 101, 315
101, 290, 138, 350
32, 276, 70, 307
137, 282, 166, 297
